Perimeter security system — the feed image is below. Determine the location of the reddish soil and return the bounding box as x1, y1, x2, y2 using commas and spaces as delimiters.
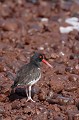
0, 0, 79, 120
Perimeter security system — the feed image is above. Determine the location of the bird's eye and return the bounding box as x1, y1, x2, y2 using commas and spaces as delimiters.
39, 55, 42, 58
39, 55, 43, 60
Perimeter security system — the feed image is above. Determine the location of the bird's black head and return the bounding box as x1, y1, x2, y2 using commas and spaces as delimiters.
30, 53, 44, 63
30, 52, 53, 68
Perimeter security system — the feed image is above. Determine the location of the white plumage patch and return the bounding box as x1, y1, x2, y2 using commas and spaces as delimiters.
28, 73, 41, 86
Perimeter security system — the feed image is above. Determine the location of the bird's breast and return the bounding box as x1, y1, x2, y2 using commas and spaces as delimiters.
27, 67, 41, 86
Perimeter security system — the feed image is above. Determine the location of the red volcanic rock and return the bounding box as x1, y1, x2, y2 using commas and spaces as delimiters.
0, 19, 18, 31
0, 94, 6, 102
49, 75, 65, 93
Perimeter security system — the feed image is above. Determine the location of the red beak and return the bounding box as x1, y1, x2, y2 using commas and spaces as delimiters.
42, 59, 53, 68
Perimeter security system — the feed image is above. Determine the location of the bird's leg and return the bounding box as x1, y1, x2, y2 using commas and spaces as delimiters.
26, 85, 35, 102
26, 88, 28, 98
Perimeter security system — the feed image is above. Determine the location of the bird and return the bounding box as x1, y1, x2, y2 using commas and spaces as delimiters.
11, 52, 52, 102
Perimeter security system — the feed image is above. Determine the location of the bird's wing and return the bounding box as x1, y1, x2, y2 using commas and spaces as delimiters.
13, 63, 41, 87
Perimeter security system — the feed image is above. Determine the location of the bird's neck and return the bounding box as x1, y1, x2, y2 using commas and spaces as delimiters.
30, 60, 40, 68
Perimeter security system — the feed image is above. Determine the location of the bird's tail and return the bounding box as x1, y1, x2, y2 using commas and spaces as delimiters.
6, 72, 16, 89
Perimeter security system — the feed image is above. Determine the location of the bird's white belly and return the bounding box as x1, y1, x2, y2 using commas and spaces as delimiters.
28, 74, 41, 86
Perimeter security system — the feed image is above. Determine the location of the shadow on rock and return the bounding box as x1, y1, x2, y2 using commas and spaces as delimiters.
8, 86, 36, 101
9, 87, 27, 101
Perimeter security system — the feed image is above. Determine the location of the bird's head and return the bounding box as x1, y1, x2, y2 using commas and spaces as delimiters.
30, 52, 52, 68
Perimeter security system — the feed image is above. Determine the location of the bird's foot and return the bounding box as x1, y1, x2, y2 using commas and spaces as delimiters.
26, 97, 35, 102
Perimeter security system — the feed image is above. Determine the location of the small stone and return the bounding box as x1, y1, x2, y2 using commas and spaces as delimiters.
47, 90, 54, 99
0, 4, 12, 17
49, 76, 65, 93
41, 18, 48, 22
39, 46, 44, 50
0, 64, 4, 72
59, 26, 73, 34
46, 98, 58, 104
54, 116, 64, 120
23, 107, 31, 114
60, 0, 73, 11
4, 117, 11, 120
57, 96, 74, 105
69, 74, 78, 82
59, 51, 65, 56
0, 114, 3, 120
38, 89, 47, 101
19, 55, 26, 62
64, 76, 78, 91
65, 17, 79, 24
32, 85, 40, 95
65, 85, 77, 92
16, 0, 25, 5
75, 0, 79, 4
53, 104, 60, 112
75, 64, 79, 70
0, 94, 6, 102
2, 19, 18, 31
74, 113, 79, 120
72, 43, 79, 53
27, 0, 39, 4
23, 104, 35, 115
51, 53, 59, 59
28, 29, 35, 35
11, 101, 21, 110
15, 116, 24, 120
65, 66, 74, 73
0, 106, 5, 114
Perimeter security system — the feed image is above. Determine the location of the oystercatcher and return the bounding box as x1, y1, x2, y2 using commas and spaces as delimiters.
12, 52, 52, 102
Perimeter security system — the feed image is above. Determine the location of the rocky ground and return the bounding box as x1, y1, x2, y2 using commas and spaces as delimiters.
0, 0, 79, 120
